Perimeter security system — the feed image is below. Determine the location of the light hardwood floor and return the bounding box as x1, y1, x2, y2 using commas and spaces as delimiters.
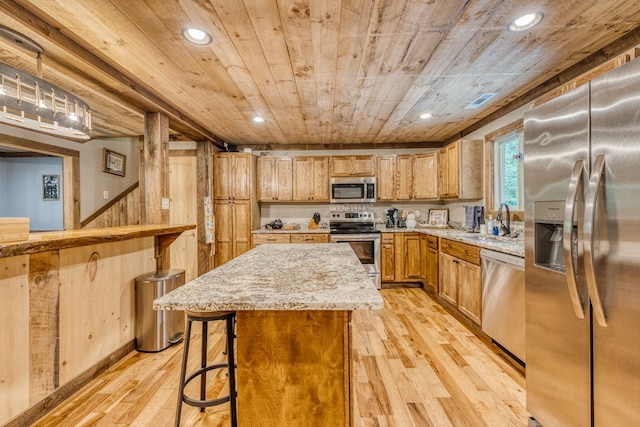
33, 288, 527, 426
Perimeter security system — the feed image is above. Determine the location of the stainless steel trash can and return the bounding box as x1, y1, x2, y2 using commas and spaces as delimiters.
135, 269, 185, 352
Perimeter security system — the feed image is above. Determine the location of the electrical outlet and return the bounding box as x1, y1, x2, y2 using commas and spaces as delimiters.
162, 198, 170, 209
103, 190, 109, 199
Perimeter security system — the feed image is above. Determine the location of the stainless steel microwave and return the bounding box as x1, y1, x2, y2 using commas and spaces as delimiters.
330, 177, 376, 203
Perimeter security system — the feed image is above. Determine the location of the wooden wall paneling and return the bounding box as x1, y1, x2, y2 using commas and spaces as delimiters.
62, 155, 81, 230
169, 153, 198, 281
57, 238, 155, 384
28, 251, 60, 404
0, 255, 30, 422
82, 186, 140, 229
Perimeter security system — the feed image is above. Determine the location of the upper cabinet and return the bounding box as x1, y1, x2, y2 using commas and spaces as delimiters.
439, 139, 482, 200
257, 156, 293, 202
214, 152, 254, 200
413, 152, 439, 200
377, 153, 438, 201
376, 155, 413, 201
293, 156, 329, 201
329, 155, 375, 177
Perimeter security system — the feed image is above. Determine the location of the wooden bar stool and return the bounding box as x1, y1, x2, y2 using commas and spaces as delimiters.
175, 310, 237, 427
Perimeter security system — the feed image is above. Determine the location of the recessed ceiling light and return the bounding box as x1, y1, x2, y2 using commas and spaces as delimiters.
419, 113, 432, 120
507, 12, 544, 32
252, 116, 266, 123
182, 27, 212, 45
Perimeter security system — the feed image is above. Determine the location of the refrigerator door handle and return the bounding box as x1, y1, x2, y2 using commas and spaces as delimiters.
584, 154, 608, 327
564, 159, 586, 319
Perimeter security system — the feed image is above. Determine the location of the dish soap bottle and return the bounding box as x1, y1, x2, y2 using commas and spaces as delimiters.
487, 215, 494, 236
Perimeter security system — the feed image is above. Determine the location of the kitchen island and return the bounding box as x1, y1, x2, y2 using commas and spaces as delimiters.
154, 243, 383, 426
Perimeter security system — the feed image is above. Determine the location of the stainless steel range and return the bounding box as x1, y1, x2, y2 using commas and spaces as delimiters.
329, 210, 381, 289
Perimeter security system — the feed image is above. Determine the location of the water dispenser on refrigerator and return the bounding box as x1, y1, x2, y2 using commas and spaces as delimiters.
533, 201, 578, 273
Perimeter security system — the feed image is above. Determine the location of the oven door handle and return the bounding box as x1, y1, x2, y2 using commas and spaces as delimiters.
330, 234, 380, 242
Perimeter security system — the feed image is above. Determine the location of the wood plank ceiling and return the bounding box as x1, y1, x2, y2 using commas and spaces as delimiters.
1, 0, 640, 149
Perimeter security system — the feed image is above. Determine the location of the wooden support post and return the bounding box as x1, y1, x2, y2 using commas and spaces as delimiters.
196, 141, 216, 275
141, 112, 170, 270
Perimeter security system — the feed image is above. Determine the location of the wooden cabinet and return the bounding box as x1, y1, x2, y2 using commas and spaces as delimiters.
381, 233, 395, 282
438, 139, 482, 200
252, 233, 291, 247
439, 252, 458, 306
402, 233, 422, 280
414, 152, 439, 200
214, 152, 253, 200
257, 156, 293, 201
290, 233, 329, 243
391, 232, 424, 282
438, 239, 482, 324
457, 259, 482, 324
293, 156, 329, 201
376, 155, 413, 201
376, 156, 396, 201
214, 200, 254, 266
214, 153, 258, 266
424, 235, 439, 292
253, 233, 329, 247
329, 155, 375, 177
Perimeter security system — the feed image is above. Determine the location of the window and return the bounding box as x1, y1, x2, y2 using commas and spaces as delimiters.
493, 130, 523, 211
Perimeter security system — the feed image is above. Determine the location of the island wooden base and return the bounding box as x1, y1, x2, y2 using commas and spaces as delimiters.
236, 310, 352, 427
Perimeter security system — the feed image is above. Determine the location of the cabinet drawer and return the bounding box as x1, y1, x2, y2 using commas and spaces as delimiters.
252, 234, 291, 245
290, 234, 329, 243
381, 233, 395, 244
440, 239, 481, 265
426, 235, 438, 249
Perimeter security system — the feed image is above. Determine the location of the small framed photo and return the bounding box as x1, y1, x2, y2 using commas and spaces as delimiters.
102, 148, 126, 177
428, 208, 449, 227
43, 174, 60, 201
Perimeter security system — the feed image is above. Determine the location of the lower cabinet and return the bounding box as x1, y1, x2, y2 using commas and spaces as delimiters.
381, 232, 428, 284
290, 234, 329, 244
381, 233, 395, 281
438, 239, 482, 324
402, 233, 422, 280
214, 200, 253, 266
424, 235, 439, 292
252, 233, 329, 248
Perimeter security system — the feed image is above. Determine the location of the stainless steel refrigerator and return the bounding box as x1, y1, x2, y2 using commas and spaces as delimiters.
524, 57, 640, 426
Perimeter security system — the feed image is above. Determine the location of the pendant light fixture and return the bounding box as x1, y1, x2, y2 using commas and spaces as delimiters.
0, 25, 92, 141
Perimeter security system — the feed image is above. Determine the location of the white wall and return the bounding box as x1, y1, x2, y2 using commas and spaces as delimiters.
79, 138, 139, 220
0, 124, 140, 222
0, 156, 64, 231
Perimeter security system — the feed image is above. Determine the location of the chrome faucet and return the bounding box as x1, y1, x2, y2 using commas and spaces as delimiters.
497, 203, 511, 236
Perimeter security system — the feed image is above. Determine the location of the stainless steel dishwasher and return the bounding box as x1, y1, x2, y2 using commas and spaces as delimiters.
481, 249, 525, 363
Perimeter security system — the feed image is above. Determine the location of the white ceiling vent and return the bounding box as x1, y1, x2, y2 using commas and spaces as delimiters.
464, 93, 496, 109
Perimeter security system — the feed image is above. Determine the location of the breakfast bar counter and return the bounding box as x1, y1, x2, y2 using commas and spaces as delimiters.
154, 243, 383, 426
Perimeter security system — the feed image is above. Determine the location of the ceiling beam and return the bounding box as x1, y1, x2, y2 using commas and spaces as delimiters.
0, 1, 226, 148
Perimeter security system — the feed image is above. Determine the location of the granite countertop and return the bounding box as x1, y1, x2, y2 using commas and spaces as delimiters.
153, 243, 384, 312
380, 227, 524, 257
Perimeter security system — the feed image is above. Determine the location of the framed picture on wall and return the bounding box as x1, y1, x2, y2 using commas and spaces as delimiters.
102, 148, 126, 177
43, 174, 60, 201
